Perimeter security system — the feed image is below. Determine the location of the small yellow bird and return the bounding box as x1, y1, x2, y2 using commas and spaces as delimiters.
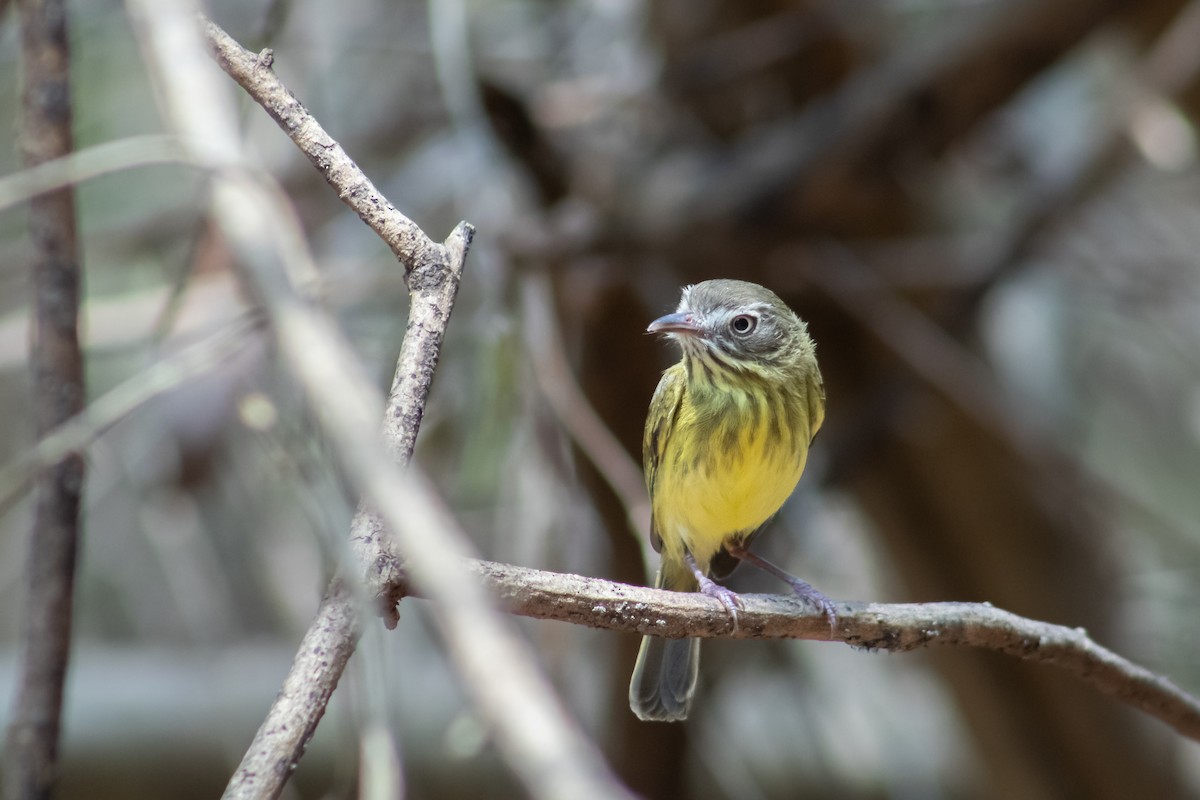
629, 279, 834, 722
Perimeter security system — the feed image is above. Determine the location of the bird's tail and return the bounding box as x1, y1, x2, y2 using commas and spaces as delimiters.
629, 563, 700, 722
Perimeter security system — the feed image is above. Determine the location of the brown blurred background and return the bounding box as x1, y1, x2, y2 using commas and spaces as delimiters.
3, 0, 1200, 797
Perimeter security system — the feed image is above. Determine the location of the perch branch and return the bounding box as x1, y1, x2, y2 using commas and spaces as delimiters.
455, 560, 1200, 744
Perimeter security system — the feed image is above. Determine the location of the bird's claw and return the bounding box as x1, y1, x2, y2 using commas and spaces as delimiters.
697, 574, 743, 632
787, 578, 837, 638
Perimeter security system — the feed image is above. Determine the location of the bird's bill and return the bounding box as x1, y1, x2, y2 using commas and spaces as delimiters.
647, 312, 702, 336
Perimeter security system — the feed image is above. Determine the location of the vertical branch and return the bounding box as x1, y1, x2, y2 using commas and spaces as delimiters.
3, 1, 86, 799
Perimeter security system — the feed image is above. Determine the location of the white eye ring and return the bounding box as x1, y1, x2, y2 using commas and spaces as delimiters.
730, 314, 757, 335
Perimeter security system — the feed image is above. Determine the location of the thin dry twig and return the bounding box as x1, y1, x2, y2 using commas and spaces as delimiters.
198, 12, 479, 620
3, 2, 86, 798
126, 6, 634, 800
227, 580, 362, 797
199, 16, 440, 278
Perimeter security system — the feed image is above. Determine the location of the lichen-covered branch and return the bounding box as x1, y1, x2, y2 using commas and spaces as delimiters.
198, 13, 473, 623
198, 16, 442, 278
223, 581, 361, 800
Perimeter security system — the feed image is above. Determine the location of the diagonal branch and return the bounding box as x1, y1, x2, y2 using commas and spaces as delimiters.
197, 13, 475, 622
199, 16, 441, 279
123, 5, 635, 800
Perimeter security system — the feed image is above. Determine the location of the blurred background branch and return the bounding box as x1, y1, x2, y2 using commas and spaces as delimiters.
0, 318, 256, 518
3, 1, 86, 799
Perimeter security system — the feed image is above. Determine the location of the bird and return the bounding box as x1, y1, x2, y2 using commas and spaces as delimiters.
629, 279, 835, 722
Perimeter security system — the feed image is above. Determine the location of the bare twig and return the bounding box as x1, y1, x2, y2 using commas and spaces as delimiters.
125, 5, 634, 799
4, 1, 86, 798
196, 13, 480, 616
198, 17, 442, 277
456, 560, 1200, 744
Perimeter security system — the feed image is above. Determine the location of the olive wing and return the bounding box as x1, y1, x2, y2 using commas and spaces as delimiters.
642, 365, 686, 554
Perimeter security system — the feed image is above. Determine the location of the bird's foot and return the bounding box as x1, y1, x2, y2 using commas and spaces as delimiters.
697, 573, 743, 632
725, 542, 838, 638
686, 552, 743, 631
784, 577, 838, 638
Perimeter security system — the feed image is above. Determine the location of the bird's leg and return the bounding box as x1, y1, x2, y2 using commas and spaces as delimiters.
685, 552, 742, 631
724, 542, 837, 637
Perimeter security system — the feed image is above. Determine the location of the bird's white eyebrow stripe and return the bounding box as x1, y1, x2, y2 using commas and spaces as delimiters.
719, 301, 772, 316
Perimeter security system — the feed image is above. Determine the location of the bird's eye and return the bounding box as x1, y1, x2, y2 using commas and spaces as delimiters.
730, 314, 757, 335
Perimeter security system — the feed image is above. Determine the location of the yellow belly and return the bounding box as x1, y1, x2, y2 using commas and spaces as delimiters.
653, 399, 808, 571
